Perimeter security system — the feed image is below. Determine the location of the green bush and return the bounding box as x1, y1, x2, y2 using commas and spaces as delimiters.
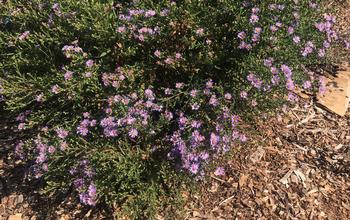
0, 0, 345, 218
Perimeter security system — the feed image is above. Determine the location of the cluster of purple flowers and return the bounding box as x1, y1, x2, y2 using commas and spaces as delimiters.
246, 73, 263, 89
70, 160, 97, 206
312, 14, 338, 57
117, 7, 170, 42
16, 110, 31, 130
166, 81, 247, 176
77, 113, 97, 136
62, 45, 84, 58
238, 7, 264, 50
32, 138, 56, 178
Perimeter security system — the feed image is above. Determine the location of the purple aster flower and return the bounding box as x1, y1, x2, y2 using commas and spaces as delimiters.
117, 26, 126, 33
293, 36, 300, 44
214, 167, 225, 176
154, 50, 161, 57
175, 82, 184, 89
281, 65, 292, 78
271, 75, 280, 85
77, 125, 89, 136
48, 145, 56, 154
224, 93, 232, 100
286, 79, 295, 91
287, 26, 294, 35
164, 111, 173, 121
86, 59, 94, 68
323, 40, 330, 48
237, 31, 246, 39
189, 163, 199, 174
191, 120, 202, 128
252, 7, 260, 14
191, 103, 200, 110
64, 71, 73, 81
318, 49, 326, 57
190, 89, 198, 97
254, 27, 262, 34
240, 134, 248, 142
264, 58, 273, 67
250, 14, 259, 24
144, 89, 155, 100
210, 133, 220, 147
145, 10, 156, 17
196, 28, 204, 36
36, 93, 44, 102
209, 95, 219, 106
56, 128, 69, 139
175, 53, 182, 59
51, 84, 60, 94
287, 92, 298, 102
303, 80, 312, 89
240, 91, 248, 99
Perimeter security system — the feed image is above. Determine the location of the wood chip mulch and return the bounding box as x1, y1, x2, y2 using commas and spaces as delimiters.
186, 101, 350, 219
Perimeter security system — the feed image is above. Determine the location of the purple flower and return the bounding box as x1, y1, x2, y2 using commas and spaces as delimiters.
86, 59, 94, 68
239, 134, 248, 142
36, 93, 44, 102
254, 27, 262, 34
210, 133, 220, 147
189, 163, 199, 174
264, 58, 273, 67
293, 36, 300, 44
252, 7, 260, 14
318, 49, 326, 57
250, 14, 259, 24
145, 10, 156, 17
323, 41, 330, 48
154, 50, 161, 57
64, 71, 73, 81
209, 95, 219, 106
196, 28, 204, 36
164, 57, 174, 65
287, 26, 294, 34
51, 84, 60, 94
286, 79, 295, 91
164, 111, 173, 121
175, 82, 184, 89
237, 31, 246, 39
191, 103, 200, 110
77, 125, 89, 136
240, 91, 248, 99
281, 65, 292, 78
128, 128, 138, 138
144, 89, 155, 100
303, 80, 312, 89
287, 92, 298, 102
48, 146, 56, 154
224, 93, 232, 100
190, 89, 198, 97
117, 26, 126, 33
56, 128, 69, 139
214, 167, 225, 176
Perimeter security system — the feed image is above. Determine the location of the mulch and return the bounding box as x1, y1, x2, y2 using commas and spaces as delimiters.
186, 100, 350, 219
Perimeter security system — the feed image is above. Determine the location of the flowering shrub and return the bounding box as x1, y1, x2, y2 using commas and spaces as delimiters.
0, 0, 347, 218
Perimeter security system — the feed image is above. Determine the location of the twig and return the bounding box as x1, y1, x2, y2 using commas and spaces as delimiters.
210, 175, 226, 183
218, 194, 236, 206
